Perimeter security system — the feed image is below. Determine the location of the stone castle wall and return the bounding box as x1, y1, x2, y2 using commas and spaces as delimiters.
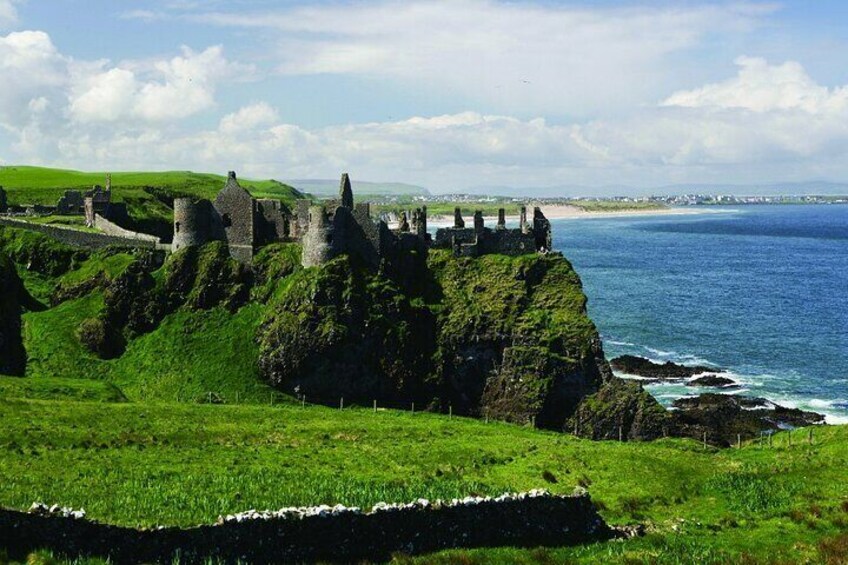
0, 218, 161, 250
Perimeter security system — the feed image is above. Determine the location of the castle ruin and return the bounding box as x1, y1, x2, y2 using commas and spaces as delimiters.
172, 172, 553, 267
55, 174, 129, 227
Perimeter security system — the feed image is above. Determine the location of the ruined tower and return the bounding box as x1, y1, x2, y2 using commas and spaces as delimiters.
340, 173, 354, 209
173, 198, 213, 251
497, 208, 506, 229
301, 206, 333, 267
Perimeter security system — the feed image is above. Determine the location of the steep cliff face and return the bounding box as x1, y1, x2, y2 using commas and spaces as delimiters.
0, 252, 27, 375
258, 250, 617, 428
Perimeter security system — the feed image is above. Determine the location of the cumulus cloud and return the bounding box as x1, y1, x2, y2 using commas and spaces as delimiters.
193, 0, 777, 118
662, 56, 848, 113
68, 45, 251, 122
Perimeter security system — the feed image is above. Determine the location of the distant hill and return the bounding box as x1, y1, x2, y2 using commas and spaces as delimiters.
288, 179, 430, 197
466, 181, 848, 198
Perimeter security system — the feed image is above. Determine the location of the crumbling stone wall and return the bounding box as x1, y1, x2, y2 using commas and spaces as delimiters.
256, 199, 289, 242
56, 190, 85, 215
433, 208, 551, 258
1, 491, 611, 564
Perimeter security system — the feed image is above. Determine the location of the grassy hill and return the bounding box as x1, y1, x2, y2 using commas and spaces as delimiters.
0, 166, 304, 235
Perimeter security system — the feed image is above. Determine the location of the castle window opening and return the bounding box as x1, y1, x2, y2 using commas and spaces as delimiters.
175, 222, 180, 233
222, 213, 232, 227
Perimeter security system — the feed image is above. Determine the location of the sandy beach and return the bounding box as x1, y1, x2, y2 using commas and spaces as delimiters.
422, 205, 732, 229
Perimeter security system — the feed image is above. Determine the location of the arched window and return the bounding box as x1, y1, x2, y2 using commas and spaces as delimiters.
175, 221, 181, 233
222, 213, 232, 227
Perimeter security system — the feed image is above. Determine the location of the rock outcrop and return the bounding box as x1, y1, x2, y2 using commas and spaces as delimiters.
0, 251, 29, 375
671, 394, 825, 446
259, 250, 612, 428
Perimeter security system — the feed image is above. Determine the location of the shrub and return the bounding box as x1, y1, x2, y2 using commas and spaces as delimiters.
77, 317, 125, 359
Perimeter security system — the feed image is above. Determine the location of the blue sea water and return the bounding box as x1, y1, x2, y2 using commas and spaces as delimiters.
551, 205, 848, 423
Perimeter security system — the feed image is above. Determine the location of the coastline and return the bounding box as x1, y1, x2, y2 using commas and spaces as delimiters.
422, 205, 734, 229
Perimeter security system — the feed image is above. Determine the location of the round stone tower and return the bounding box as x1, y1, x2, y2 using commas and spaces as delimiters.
173, 198, 212, 251
301, 205, 333, 267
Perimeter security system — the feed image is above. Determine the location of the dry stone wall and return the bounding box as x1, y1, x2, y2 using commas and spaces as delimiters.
0, 491, 611, 564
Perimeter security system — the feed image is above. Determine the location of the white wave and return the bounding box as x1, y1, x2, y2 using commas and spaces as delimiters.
606, 339, 636, 347
645, 347, 676, 357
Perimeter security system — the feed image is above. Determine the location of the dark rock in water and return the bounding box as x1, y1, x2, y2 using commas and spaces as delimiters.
687, 375, 738, 388
671, 393, 825, 446
568, 377, 674, 441
611, 355, 721, 381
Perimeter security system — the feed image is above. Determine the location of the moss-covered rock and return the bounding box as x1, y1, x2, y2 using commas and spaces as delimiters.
77, 317, 126, 360
0, 226, 87, 278
161, 242, 252, 312
568, 377, 673, 441
258, 250, 612, 427
259, 255, 438, 405
0, 251, 28, 375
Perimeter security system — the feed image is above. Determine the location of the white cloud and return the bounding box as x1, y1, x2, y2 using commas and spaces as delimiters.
0, 31, 66, 128
662, 56, 848, 114
0, 0, 19, 30
68, 45, 250, 123
194, 0, 777, 118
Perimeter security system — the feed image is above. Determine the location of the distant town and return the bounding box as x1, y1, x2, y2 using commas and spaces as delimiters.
370, 192, 848, 207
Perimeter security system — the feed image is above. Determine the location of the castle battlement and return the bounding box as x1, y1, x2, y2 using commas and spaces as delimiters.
171, 172, 552, 266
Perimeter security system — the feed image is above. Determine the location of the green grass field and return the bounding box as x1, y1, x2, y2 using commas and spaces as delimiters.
0, 395, 845, 564
0, 166, 304, 232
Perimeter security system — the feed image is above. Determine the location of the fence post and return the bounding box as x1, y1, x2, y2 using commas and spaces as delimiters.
618, 426, 623, 442
373, 399, 377, 413
449, 405, 453, 419
411, 402, 415, 414
737, 434, 741, 449
703, 431, 707, 450
340, 397, 344, 410
270, 393, 274, 406
302, 396, 306, 408
531, 416, 536, 428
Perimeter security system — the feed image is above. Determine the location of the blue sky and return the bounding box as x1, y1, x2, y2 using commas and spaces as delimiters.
2, 0, 848, 192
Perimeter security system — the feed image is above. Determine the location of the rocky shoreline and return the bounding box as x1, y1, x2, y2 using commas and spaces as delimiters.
607, 355, 826, 446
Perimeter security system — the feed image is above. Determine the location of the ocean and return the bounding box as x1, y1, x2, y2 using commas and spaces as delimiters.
552, 205, 848, 424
